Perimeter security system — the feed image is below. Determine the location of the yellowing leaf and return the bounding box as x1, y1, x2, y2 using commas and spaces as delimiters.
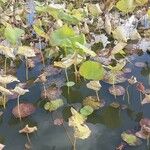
112, 42, 127, 55
19, 124, 37, 134
17, 46, 36, 58
74, 124, 91, 139
0, 75, 19, 84
113, 26, 127, 42
116, 0, 136, 14
135, 0, 148, 6
68, 107, 86, 127
86, 80, 101, 91
0, 45, 15, 59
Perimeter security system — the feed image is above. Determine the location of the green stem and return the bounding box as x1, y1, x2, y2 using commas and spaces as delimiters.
126, 85, 130, 105
39, 37, 45, 67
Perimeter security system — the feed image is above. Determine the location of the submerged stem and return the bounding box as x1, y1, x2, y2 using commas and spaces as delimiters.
26, 59, 28, 81
73, 136, 76, 150
43, 83, 47, 98
126, 85, 130, 105
39, 37, 45, 67
17, 95, 22, 122
26, 133, 32, 145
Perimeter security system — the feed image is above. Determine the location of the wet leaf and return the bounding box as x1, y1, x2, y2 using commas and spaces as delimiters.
79, 61, 105, 80
44, 99, 64, 112
109, 85, 125, 96
86, 80, 101, 91
80, 106, 93, 117
121, 132, 142, 146
19, 124, 37, 134
12, 103, 36, 118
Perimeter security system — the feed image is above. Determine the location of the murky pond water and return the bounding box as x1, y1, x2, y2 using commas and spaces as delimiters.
0, 52, 149, 150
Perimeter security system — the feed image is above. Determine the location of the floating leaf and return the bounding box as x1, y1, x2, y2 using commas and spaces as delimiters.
121, 132, 142, 146
79, 61, 105, 80
80, 106, 93, 117
109, 85, 125, 96
86, 80, 101, 91
12, 103, 36, 118
44, 99, 64, 112
69, 107, 86, 127
19, 124, 37, 134
83, 96, 104, 110
74, 124, 91, 139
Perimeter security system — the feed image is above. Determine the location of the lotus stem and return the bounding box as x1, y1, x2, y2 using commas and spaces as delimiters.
74, 64, 78, 83
73, 136, 76, 150
95, 90, 100, 101
17, 95, 22, 122
2, 94, 6, 109
55, 111, 74, 147
26, 133, 32, 145
39, 37, 45, 67
65, 68, 69, 82
147, 136, 150, 147
126, 85, 130, 105
26, 59, 28, 81
4, 57, 7, 75
140, 92, 142, 102
43, 83, 47, 98
112, 74, 116, 99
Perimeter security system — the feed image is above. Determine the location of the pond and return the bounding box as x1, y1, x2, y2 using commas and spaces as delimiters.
0, 52, 149, 150
1, 0, 150, 150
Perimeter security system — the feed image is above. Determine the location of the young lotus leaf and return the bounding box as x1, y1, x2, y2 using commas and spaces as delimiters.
44, 99, 64, 112
116, 0, 136, 14
50, 25, 75, 47
86, 80, 101, 91
4, 23, 25, 45
121, 132, 142, 146
0, 75, 20, 84
80, 106, 93, 117
19, 124, 37, 134
79, 61, 105, 80
74, 124, 91, 139
66, 81, 75, 87
0, 45, 15, 59
75, 42, 96, 57
17, 46, 36, 58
